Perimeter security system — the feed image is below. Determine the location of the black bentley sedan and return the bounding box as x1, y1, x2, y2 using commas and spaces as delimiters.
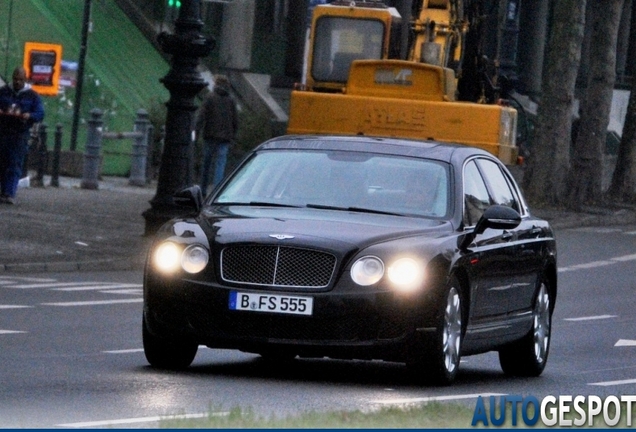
143, 135, 557, 385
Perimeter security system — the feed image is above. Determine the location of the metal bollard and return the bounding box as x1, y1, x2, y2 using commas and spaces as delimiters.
81, 109, 103, 190
129, 109, 150, 186
50, 124, 63, 187
34, 124, 48, 187
145, 123, 154, 184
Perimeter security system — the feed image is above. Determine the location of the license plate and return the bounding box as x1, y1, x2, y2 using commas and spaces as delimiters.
229, 291, 313, 316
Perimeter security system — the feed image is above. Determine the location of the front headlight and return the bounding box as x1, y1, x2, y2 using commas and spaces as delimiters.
181, 244, 209, 274
351, 256, 385, 286
387, 257, 424, 292
154, 242, 181, 273
153, 242, 209, 274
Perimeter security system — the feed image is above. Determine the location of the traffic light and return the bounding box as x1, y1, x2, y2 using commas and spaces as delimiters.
168, 0, 181, 7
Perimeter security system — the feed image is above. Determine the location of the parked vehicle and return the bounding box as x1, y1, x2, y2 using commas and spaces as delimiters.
142, 134, 557, 385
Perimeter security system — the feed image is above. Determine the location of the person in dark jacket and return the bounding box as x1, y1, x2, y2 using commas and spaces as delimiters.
195, 74, 238, 196
0, 67, 45, 204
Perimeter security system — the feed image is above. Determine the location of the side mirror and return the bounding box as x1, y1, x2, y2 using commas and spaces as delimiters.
173, 185, 203, 213
460, 205, 521, 250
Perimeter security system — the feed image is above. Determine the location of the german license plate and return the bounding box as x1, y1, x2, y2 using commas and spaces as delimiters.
229, 291, 313, 316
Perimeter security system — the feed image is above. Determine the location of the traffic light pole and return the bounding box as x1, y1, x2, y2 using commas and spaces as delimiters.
70, 0, 92, 152
142, 0, 214, 236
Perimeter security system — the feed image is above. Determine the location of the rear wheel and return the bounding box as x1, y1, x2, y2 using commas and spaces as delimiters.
143, 315, 198, 370
499, 280, 551, 376
408, 277, 463, 386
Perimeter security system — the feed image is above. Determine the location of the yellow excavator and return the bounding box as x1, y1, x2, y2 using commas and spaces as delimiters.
287, 0, 520, 165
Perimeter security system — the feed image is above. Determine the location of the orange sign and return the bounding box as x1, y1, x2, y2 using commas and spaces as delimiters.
23, 42, 63, 96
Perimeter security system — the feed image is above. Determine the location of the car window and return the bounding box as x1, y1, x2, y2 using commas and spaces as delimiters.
215, 150, 450, 218
475, 158, 520, 212
463, 160, 491, 226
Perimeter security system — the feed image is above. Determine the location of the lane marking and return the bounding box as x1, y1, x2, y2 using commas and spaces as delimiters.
103, 349, 144, 354
615, 339, 636, 347
57, 412, 226, 428
99, 289, 143, 295
559, 253, 636, 273
0, 329, 27, 334
0, 276, 57, 282
564, 315, 617, 322
6, 281, 109, 289
0, 305, 33, 309
41, 299, 143, 307
589, 378, 636, 387
373, 392, 505, 405
54, 284, 142, 292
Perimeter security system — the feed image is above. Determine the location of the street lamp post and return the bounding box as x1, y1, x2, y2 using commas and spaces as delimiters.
142, 0, 214, 236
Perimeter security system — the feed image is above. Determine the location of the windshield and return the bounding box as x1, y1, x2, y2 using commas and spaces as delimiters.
214, 149, 450, 218
311, 17, 385, 83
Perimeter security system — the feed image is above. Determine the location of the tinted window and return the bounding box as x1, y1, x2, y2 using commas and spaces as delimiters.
463, 160, 491, 226
475, 159, 520, 212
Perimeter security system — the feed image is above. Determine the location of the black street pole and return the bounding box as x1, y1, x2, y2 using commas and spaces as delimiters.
70, 0, 92, 152
142, 0, 214, 236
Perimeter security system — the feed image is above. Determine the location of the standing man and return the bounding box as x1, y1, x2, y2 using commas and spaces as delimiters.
0, 66, 45, 204
195, 74, 238, 196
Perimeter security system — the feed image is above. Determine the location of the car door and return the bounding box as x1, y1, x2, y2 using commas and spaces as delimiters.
475, 158, 540, 313
462, 159, 516, 321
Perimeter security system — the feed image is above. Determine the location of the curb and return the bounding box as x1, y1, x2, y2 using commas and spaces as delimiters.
0, 257, 146, 274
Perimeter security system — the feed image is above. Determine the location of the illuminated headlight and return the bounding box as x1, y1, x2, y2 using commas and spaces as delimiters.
351, 256, 384, 286
154, 242, 182, 273
154, 242, 209, 274
387, 257, 424, 292
181, 245, 209, 274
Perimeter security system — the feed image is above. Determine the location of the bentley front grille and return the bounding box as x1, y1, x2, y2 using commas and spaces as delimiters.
221, 245, 337, 288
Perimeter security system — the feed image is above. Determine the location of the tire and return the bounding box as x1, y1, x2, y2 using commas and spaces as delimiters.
498, 280, 552, 377
142, 315, 198, 370
408, 277, 463, 386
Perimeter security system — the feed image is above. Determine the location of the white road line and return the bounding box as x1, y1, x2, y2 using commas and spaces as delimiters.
564, 315, 617, 322
6, 281, 109, 289
41, 299, 143, 307
54, 284, 142, 291
589, 378, 636, 387
559, 253, 636, 273
373, 392, 505, 405
615, 339, 636, 347
57, 412, 219, 428
100, 289, 143, 295
0, 305, 33, 309
0, 329, 27, 334
103, 349, 144, 354
0, 276, 56, 282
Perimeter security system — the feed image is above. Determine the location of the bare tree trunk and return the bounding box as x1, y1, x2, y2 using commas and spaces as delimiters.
607, 77, 636, 201
567, 0, 624, 208
522, 0, 586, 207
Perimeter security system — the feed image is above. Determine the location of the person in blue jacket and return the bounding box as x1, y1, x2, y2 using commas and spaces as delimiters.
0, 66, 45, 204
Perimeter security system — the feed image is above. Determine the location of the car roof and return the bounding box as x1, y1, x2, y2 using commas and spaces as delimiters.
256, 134, 495, 163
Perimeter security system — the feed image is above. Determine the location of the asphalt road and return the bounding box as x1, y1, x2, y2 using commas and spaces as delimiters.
0, 224, 635, 428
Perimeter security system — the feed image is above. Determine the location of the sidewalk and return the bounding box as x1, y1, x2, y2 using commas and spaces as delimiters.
2, 173, 636, 273
0, 174, 156, 273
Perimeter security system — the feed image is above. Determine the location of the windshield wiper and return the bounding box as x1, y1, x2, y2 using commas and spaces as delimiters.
213, 201, 302, 208
306, 203, 403, 216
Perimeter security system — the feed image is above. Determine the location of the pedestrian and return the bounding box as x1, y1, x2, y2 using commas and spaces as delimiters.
195, 74, 238, 196
0, 66, 45, 204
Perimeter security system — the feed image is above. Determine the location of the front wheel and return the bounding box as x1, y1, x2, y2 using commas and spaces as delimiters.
499, 280, 552, 376
408, 277, 463, 386
143, 315, 198, 370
